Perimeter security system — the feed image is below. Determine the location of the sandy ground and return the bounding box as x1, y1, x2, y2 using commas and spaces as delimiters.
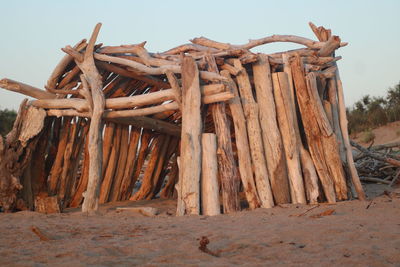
354, 121, 400, 146
0, 184, 399, 267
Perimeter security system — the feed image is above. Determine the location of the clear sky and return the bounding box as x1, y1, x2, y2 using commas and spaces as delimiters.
0, 0, 399, 110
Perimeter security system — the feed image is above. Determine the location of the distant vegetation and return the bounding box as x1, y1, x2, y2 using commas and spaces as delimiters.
0, 109, 17, 137
347, 81, 400, 134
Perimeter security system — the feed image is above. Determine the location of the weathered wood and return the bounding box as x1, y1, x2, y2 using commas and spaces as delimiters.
109, 125, 130, 202
252, 55, 291, 204
221, 70, 260, 209
108, 116, 180, 137
119, 127, 141, 200
0, 78, 56, 99
0, 101, 46, 211
48, 118, 72, 195
335, 70, 366, 200
99, 125, 121, 204
282, 53, 319, 203
272, 72, 306, 204
65, 23, 105, 213
128, 130, 152, 200
290, 55, 346, 202
234, 59, 274, 208
69, 137, 89, 207
160, 154, 179, 199
306, 73, 348, 200
201, 133, 221, 216
208, 56, 240, 213
178, 55, 202, 215
131, 135, 166, 201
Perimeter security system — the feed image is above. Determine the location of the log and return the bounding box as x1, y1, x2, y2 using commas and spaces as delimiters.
131, 135, 167, 201
128, 130, 152, 199
99, 125, 121, 203
177, 55, 202, 215
109, 125, 130, 202
119, 127, 141, 200
48, 118, 72, 195
0, 78, 56, 99
272, 72, 306, 204
69, 137, 89, 207
160, 154, 179, 199
46, 39, 87, 89
252, 55, 291, 204
306, 73, 348, 200
207, 56, 240, 213
289, 55, 342, 202
221, 70, 260, 209
101, 122, 116, 176
201, 133, 221, 216
282, 53, 319, 203
234, 59, 274, 208
108, 116, 180, 137
335, 70, 366, 200
65, 23, 105, 213
94, 53, 227, 82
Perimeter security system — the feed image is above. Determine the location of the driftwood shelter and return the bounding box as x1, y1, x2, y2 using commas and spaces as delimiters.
0, 22, 366, 215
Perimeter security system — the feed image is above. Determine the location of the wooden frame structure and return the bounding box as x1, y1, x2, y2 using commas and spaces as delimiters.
0, 22, 365, 215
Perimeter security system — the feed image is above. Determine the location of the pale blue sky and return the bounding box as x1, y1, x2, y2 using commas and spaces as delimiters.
0, 0, 399, 109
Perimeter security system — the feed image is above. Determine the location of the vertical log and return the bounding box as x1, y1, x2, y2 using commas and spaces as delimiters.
335, 70, 366, 200
201, 133, 221, 216
101, 122, 116, 176
99, 125, 121, 204
252, 55, 290, 204
119, 127, 141, 200
222, 70, 261, 209
109, 125, 130, 202
131, 135, 167, 201
282, 53, 319, 203
69, 137, 89, 207
272, 72, 307, 204
48, 118, 72, 195
160, 154, 179, 199
178, 55, 202, 215
128, 130, 152, 199
206, 55, 240, 213
233, 59, 274, 208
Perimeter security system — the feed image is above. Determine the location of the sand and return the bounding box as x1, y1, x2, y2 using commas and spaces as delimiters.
0, 184, 399, 267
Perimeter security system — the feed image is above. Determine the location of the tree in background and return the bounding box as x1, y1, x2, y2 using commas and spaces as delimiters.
0, 109, 17, 136
347, 81, 400, 134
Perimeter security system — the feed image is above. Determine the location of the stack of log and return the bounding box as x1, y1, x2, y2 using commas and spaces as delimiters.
352, 141, 400, 187
0, 22, 365, 215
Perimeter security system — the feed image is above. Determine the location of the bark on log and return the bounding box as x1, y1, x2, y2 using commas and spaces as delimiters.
234, 59, 274, 208
221, 70, 260, 209
177, 55, 202, 215
252, 55, 290, 204
201, 133, 221, 216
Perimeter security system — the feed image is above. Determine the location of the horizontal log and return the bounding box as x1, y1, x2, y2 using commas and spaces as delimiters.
0, 78, 56, 99
108, 116, 181, 137
359, 177, 391, 185
191, 34, 347, 51
94, 53, 227, 82
32, 85, 230, 111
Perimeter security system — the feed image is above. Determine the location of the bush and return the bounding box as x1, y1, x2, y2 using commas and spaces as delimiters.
360, 130, 375, 143
0, 109, 17, 136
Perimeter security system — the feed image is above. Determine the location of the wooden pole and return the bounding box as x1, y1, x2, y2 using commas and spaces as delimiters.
177, 55, 202, 215
233, 59, 274, 208
221, 70, 260, 209
252, 55, 291, 204
272, 72, 306, 204
201, 133, 221, 216
207, 55, 240, 213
